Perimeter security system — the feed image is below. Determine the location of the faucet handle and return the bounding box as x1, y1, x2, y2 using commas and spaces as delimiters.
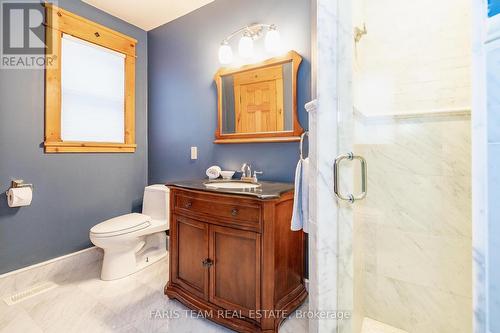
253, 171, 263, 182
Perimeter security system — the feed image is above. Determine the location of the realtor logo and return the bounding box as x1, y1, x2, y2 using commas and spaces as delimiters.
1, 1, 55, 69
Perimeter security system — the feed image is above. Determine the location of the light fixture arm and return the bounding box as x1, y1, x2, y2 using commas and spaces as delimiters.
221, 23, 276, 44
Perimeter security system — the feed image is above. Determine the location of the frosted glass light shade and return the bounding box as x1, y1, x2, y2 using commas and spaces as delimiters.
218, 43, 233, 64
265, 27, 282, 54
61, 34, 125, 143
238, 35, 254, 59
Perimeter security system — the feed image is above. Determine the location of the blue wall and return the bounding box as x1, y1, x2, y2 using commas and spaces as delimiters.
489, 0, 500, 17
148, 0, 311, 184
0, 0, 148, 274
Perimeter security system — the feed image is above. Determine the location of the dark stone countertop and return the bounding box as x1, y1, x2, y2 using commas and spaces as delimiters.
166, 179, 294, 199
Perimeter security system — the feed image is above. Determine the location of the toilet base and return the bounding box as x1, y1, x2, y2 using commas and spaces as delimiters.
100, 232, 167, 281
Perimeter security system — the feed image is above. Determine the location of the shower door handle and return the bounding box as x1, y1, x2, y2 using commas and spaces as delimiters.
333, 152, 367, 203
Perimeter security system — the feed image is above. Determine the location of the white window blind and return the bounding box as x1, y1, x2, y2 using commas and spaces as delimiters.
61, 34, 126, 143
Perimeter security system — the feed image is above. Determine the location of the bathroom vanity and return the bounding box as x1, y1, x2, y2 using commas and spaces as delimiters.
165, 180, 307, 333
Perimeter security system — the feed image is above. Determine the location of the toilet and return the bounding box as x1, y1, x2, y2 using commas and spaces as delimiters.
90, 184, 169, 280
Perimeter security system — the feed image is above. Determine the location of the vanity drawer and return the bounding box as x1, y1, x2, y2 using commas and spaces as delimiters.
173, 190, 262, 230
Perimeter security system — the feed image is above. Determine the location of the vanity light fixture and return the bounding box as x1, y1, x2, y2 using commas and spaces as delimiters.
218, 41, 233, 65
238, 32, 254, 59
218, 23, 282, 64
264, 25, 281, 54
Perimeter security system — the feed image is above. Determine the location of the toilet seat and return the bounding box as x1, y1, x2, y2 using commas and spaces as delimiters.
90, 213, 151, 237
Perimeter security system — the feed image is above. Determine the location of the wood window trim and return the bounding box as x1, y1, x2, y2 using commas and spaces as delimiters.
44, 4, 137, 153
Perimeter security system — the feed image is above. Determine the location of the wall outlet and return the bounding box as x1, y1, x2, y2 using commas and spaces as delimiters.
190, 146, 198, 160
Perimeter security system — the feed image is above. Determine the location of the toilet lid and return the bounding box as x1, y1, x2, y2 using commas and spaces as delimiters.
90, 213, 151, 235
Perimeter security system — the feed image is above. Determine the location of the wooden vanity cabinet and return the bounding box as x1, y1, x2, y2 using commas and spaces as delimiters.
165, 187, 307, 333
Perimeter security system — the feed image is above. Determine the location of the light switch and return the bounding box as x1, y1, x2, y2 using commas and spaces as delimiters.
190, 146, 198, 160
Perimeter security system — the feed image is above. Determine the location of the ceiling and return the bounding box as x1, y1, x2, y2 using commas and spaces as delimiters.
82, 0, 215, 31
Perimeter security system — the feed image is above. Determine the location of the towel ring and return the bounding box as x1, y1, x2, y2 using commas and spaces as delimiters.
299, 131, 309, 160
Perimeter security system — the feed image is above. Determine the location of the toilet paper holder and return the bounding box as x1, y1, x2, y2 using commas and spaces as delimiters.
6, 179, 33, 195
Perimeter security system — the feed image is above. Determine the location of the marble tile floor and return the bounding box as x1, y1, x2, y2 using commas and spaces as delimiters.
0, 257, 308, 333
361, 318, 408, 333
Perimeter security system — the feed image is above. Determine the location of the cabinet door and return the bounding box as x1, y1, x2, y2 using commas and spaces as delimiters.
171, 215, 209, 300
209, 225, 261, 317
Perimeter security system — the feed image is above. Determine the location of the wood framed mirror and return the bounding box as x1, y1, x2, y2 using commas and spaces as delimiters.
214, 50, 304, 144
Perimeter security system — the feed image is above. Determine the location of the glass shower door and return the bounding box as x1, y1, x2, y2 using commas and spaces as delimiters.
335, 1, 473, 332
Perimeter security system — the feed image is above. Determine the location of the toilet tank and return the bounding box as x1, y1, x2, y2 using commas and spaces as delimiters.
142, 185, 170, 224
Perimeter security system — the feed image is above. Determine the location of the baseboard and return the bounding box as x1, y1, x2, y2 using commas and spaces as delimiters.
0, 246, 99, 279
0, 246, 103, 298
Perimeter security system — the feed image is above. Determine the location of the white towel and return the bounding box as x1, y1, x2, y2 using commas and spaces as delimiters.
291, 157, 309, 233
301, 157, 309, 233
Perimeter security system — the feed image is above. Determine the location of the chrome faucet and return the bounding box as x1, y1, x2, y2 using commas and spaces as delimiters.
240, 163, 262, 182
241, 163, 252, 179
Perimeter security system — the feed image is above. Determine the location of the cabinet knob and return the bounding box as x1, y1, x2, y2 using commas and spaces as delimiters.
202, 258, 213, 267
185, 201, 192, 208
231, 208, 239, 216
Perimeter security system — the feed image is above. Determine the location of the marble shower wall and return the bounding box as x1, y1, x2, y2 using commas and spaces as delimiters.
307, 0, 353, 331
353, 116, 472, 333
351, 0, 472, 332
486, 19, 500, 333
353, 0, 471, 116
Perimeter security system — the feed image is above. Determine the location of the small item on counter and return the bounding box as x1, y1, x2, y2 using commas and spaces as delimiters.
206, 165, 222, 179
220, 171, 235, 180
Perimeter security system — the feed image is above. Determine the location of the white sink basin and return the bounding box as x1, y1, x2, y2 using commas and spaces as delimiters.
204, 181, 261, 190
